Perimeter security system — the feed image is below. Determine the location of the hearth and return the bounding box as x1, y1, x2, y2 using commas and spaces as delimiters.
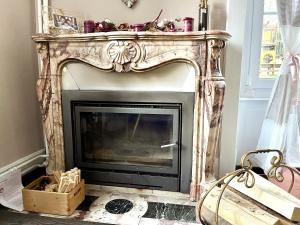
63, 91, 194, 192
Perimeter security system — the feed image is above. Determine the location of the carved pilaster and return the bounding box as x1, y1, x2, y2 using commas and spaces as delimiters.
36, 43, 50, 78
36, 43, 52, 120
48, 74, 64, 174
36, 43, 56, 173
208, 39, 225, 77
190, 75, 206, 201
203, 39, 226, 182
190, 39, 226, 200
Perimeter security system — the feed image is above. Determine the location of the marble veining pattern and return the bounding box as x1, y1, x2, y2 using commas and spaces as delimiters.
33, 31, 230, 201
143, 202, 196, 222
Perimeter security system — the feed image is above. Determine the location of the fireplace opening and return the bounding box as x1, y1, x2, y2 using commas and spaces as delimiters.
75, 103, 180, 173
63, 91, 194, 193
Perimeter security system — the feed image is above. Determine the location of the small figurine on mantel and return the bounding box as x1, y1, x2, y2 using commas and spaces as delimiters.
95, 19, 118, 32
157, 19, 177, 32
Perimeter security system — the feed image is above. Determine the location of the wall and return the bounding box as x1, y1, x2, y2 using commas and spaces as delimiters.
50, 0, 227, 30
236, 100, 268, 161
51, 0, 197, 27
0, 0, 44, 168
219, 0, 248, 176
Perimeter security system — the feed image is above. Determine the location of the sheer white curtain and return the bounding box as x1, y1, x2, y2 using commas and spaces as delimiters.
256, 0, 300, 171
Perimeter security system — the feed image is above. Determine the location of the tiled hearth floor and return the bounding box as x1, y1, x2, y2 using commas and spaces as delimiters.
84, 185, 198, 225
0, 185, 199, 225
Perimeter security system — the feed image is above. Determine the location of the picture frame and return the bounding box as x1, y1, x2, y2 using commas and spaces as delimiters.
42, 6, 84, 34
53, 14, 78, 31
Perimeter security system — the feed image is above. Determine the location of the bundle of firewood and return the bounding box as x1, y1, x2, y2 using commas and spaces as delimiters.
44, 168, 81, 193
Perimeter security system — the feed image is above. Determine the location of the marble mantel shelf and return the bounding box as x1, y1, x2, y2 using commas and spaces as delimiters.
32, 30, 230, 42
33, 30, 231, 201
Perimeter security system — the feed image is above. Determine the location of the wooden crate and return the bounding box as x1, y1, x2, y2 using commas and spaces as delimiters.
22, 176, 85, 216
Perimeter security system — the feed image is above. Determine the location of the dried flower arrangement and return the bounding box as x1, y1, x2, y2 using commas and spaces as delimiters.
83, 10, 193, 33
42, 6, 194, 34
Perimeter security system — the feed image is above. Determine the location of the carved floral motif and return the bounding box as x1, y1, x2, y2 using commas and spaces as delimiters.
106, 41, 140, 72
210, 40, 225, 60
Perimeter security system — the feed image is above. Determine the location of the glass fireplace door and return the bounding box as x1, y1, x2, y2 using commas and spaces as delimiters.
74, 104, 180, 175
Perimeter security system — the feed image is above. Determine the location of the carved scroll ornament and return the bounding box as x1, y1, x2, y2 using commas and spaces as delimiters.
197, 149, 300, 225
122, 0, 137, 8
106, 41, 141, 72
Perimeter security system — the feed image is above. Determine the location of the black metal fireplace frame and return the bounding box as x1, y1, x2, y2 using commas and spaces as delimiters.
62, 91, 194, 193
74, 104, 180, 175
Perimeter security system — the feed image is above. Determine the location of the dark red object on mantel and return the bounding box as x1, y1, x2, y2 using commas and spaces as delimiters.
131, 23, 144, 32
182, 17, 194, 32
118, 23, 130, 31
94, 21, 117, 32
168, 23, 176, 32
84, 20, 95, 33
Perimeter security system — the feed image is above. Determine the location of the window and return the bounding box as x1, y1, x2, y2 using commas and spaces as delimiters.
241, 0, 283, 97
259, 0, 284, 79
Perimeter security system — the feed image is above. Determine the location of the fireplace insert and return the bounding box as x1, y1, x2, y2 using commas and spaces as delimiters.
62, 91, 194, 193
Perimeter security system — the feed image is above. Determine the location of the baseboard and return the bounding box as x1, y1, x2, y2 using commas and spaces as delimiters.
0, 149, 47, 176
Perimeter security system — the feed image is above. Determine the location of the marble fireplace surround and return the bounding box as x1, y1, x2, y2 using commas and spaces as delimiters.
32, 31, 230, 201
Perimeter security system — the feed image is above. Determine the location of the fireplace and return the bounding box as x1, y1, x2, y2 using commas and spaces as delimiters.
63, 91, 194, 192
33, 31, 230, 200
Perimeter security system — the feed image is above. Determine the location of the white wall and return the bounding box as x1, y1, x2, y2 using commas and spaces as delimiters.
219, 0, 248, 176
50, 0, 227, 30
0, 0, 44, 168
51, 0, 198, 28
236, 100, 268, 161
